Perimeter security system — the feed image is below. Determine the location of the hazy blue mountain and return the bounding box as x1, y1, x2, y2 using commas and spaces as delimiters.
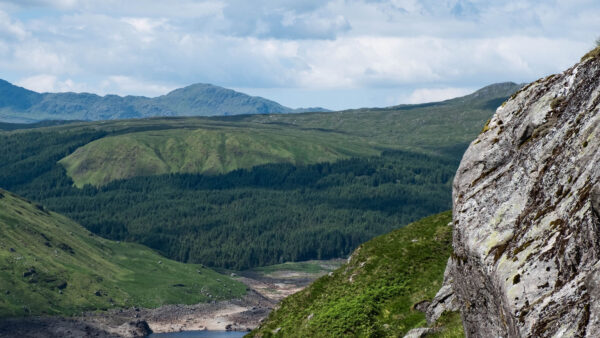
0, 79, 329, 123
384, 82, 523, 111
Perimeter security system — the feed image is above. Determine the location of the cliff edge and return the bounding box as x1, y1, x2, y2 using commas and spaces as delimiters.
443, 48, 600, 337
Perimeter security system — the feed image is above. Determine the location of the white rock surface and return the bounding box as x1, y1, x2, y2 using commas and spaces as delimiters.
403, 327, 434, 338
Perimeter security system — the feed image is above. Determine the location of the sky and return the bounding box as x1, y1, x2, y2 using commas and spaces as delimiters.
0, 0, 599, 110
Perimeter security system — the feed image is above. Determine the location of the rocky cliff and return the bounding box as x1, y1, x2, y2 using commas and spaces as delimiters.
437, 48, 600, 337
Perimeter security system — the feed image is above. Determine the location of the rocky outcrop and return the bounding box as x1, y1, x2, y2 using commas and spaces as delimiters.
448, 49, 600, 337
426, 258, 459, 324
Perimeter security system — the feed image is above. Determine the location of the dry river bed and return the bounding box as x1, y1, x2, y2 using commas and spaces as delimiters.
0, 260, 343, 337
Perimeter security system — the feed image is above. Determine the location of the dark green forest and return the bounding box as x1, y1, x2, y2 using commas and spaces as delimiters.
0, 128, 460, 269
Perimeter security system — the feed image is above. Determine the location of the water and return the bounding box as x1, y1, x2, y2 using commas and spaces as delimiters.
149, 331, 247, 338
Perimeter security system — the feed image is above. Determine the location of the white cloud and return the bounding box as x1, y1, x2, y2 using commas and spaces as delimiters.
406, 87, 474, 104
12, 42, 72, 74
289, 36, 586, 90
121, 17, 168, 34
17, 74, 176, 97
17, 74, 79, 92
0, 0, 599, 108
0, 10, 27, 40
100, 75, 176, 97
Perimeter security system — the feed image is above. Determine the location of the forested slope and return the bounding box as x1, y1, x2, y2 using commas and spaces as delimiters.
59, 126, 379, 187
4, 140, 456, 269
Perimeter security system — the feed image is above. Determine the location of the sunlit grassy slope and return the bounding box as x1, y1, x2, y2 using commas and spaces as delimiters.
0, 189, 245, 317
59, 126, 379, 187
54, 82, 519, 187
249, 211, 463, 338
55, 82, 518, 186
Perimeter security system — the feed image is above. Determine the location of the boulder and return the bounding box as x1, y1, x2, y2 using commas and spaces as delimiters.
403, 327, 434, 338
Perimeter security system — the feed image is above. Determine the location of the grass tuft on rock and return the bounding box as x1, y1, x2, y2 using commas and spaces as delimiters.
581, 46, 600, 61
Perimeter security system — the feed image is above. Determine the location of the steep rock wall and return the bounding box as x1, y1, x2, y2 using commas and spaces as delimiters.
449, 52, 600, 337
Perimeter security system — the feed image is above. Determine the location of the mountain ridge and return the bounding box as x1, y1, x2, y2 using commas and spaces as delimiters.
0, 79, 329, 123
392, 82, 522, 108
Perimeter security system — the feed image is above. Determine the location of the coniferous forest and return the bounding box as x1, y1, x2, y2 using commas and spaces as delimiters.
0, 127, 459, 269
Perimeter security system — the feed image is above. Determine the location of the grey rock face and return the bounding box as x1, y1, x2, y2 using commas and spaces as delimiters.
426, 258, 459, 325
449, 54, 600, 337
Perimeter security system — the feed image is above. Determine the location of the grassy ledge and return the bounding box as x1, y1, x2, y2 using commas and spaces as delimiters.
248, 211, 463, 337
581, 46, 600, 61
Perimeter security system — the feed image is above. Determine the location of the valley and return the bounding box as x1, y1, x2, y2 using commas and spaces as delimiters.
0, 79, 521, 336
0, 83, 517, 270
1, 2, 597, 337
0, 187, 342, 336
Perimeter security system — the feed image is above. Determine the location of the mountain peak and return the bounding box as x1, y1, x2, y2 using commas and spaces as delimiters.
0, 79, 301, 122
0, 79, 41, 114
159, 82, 293, 115
468, 81, 523, 98
166, 82, 224, 94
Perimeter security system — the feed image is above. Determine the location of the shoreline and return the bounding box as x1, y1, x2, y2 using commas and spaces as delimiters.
0, 261, 341, 337
0, 290, 272, 338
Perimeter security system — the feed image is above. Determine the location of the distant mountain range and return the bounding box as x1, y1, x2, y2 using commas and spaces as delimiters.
0, 80, 329, 123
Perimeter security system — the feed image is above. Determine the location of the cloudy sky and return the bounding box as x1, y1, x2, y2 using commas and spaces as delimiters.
0, 0, 599, 110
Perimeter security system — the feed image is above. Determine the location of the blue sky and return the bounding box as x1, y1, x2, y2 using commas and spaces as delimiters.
0, 0, 599, 110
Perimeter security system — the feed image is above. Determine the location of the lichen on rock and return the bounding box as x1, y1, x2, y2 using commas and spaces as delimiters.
445, 54, 600, 336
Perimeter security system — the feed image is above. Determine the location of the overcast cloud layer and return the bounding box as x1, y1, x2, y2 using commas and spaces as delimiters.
0, 0, 599, 109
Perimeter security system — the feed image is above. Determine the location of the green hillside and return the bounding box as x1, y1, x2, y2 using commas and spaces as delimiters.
0, 189, 245, 317
50, 82, 519, 186
246, 82, 521, 153
51, 82, 520, 187
249, 211, 463, 338
59, 126, 378, 187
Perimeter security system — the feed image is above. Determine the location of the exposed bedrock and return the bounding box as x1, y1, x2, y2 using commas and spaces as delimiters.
446, 53, 600, 337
